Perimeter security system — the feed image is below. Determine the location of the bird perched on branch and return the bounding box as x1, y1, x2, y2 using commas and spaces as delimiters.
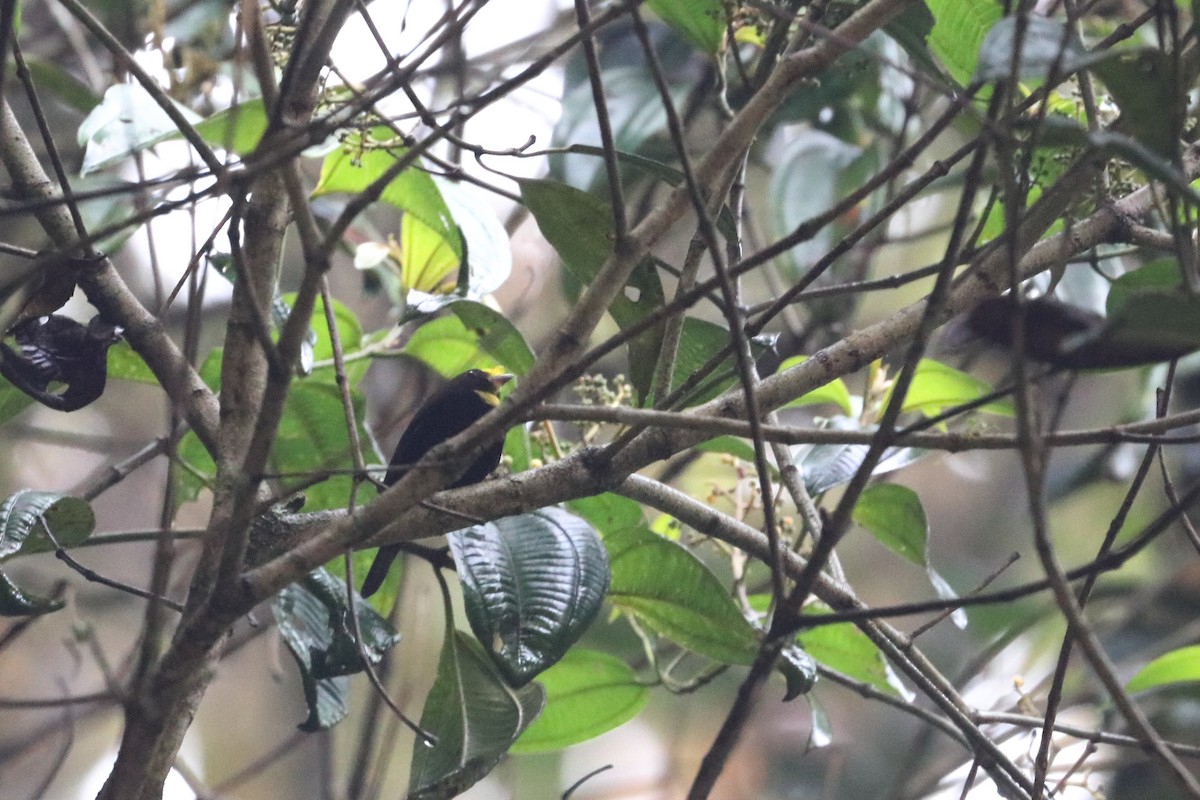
359, 367, 513, 598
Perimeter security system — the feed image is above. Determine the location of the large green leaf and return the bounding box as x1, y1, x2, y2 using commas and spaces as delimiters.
851, 484, 927, 567
409, 630, 545, 799
447, 301, 535, 376
511, 648, 648, 753
519, 178, 666, 400
1106, 259, 1183, 315
313, 127, 461, 261
173, 352, 376, 509
0, 382, 34, 427
272, 568, 400, 731
606, 525, 761, 664
851, 484, 966, 629
402, 313, 508, 379
1093, 50, 1185, 158
269, 381, 376, 512
1067, 291, 1200, 368
23, 58, 102, 113
106, 341, 159, 385
449, 508, 610, 686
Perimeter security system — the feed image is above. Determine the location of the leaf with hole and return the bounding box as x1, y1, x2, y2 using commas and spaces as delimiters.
519, 178, 666, 401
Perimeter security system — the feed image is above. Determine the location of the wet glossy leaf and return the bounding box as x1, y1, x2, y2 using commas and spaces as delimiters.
409, 631, 544, 799
272, 568, 400, 731
0, 571, 63, 616
449, 508, 610, 686
0, 490, 95, 561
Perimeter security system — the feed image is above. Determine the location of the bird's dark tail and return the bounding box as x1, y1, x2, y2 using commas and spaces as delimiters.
360, 544, 399, 598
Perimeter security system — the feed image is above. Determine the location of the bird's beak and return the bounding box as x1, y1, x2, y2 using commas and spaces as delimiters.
486, 370, 514, 390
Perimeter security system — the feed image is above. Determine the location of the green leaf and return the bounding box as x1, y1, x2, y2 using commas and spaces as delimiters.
270, 382, 375, 512
779, 356, 854, 414
174, 370, 375, 509
884, 3, 939, 80
447, 300, 536, 376
284, 292, 367, 385
568, 493, 646, 536
272, 568, 401, 731
797, 604, 911, 699
1106, 259, 1183, 315
606, 525, 761, 664
190, 98, 268, 155
313, 127, 462, 261
1069, 291, 1200, 368
1127, 645, 1200, 694
646, 0, 726, 55
666, 318, 775, 407
402, 314, 504, 378
0, 382, 35, 427
106, 341, 159, 385
0, 571, 64, 617
974, 15, 1105, 83
924, 0, 1003, 86
511, 648, 648, 753
556, 146, 739, 241
694, 436, 758, 464
0, 490, 95, 561
409, 631, 545, 799
20, 59, 102, 113
519, 178, 666, 401
852, 484, 927, 567
449, 508, 610, 686
888, 358, 1013, 417
1093, 50, 1185, 158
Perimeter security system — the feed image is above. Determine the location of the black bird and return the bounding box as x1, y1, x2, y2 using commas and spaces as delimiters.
359, 367, 513, 598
